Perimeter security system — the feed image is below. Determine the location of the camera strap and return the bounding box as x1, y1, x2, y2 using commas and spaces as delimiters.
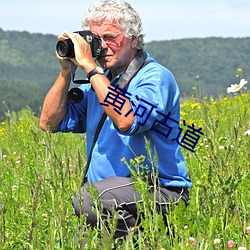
81, 50, 149, 186
81, 111, 107, 185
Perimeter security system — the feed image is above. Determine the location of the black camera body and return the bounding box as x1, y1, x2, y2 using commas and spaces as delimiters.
56, 30, 102, 58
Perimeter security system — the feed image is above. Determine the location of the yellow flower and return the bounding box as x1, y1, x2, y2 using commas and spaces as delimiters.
135, 157, 141, 164
130, 159, 135, 165
191, 103, 201, 109
237, 67, 243, 73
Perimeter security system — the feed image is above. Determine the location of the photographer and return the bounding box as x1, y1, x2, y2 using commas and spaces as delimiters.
40, 0, 192, 244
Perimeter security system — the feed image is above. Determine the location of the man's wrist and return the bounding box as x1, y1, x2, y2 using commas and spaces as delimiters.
87, 66, 104, 80
60, 68, 71, 79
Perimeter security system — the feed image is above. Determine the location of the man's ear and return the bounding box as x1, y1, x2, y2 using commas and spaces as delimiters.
131, 36, 139, 48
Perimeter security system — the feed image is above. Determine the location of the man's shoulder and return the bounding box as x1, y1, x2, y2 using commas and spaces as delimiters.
139, 57, 175, 81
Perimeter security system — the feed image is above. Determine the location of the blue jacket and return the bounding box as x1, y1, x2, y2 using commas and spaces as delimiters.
58, 52, 192, 188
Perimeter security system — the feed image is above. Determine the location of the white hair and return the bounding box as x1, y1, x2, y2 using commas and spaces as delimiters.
82, 0, 145, 49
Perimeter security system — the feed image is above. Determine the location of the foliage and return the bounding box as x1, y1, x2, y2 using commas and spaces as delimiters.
0, 29, 61, 121
0, 79, 46, 121
0, 28, 60, 89
0, 91, 249, 249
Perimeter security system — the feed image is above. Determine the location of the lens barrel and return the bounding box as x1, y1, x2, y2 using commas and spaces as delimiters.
56, 39, 75, 58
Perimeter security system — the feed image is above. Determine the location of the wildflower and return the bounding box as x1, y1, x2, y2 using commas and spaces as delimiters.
130, 159, 135, 165
237, 67, 243, 73
214, 238, 221, 244
246, 226, 250, 235
228, 240, 235, 248
238, 247, 246, 250
42, 213, 48, 221
218, 145, 224, 150
227, 79, 248, 93
244, 130, 250, 136
191, 103, 201, 109
189, 237, 196, 246
12, 185, 17, 192
20, 207, 25, 214
196, 179, 202, 185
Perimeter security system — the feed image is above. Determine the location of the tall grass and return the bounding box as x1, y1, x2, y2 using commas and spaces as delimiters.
0, 93, 249, 249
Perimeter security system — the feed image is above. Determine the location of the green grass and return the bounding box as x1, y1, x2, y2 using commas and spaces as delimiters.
0, 93, 249, 249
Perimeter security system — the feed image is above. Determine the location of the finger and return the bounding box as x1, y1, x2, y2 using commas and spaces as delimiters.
55, 50, 64, 59
65, 31, 85, 43
58, 35, 66, 41
55, 50, 79, 66
64, 30, 76, 40
63, 30, 70, 37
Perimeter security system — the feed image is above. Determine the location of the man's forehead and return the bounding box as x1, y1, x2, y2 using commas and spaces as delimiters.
90, 20, 122, 33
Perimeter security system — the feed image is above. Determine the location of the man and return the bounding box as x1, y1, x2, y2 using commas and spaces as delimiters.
40, 0, 192, 242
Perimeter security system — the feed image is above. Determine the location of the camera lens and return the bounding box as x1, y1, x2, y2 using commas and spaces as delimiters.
56, 39, 74, 58
68, 88, 84, 103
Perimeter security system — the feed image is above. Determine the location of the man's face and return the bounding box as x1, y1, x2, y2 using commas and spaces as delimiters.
89, 20, 138, 73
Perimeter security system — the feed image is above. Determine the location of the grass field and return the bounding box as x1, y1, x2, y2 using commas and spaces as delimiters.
0, 89, 249, 249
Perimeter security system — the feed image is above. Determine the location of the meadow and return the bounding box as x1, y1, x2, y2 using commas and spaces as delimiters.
0, 87, 249, 249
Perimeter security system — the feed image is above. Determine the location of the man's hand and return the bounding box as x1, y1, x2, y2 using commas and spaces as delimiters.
56, 33, 79, 71
62, 31, 96, 73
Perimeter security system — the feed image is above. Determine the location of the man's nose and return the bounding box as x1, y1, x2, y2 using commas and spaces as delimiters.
101, 38, 108, 49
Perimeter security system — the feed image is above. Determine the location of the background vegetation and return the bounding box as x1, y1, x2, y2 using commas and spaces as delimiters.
0, 29, 250, 120
0, 91, 249, 249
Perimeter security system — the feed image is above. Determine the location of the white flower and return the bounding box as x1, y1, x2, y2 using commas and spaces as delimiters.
20, 207, 25, 214
238, 247, 246, 250
189, 237, 196, 245
244, 130, 250, 136
227, 79, 248, 93
218, 145, 224, 150
214, 238, 221, 244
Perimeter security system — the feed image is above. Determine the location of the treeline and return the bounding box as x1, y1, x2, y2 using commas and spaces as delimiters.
0, 29, 60, 121
0, 28, 249, 121
0, 80, 46, 120
145, 37, 250, 97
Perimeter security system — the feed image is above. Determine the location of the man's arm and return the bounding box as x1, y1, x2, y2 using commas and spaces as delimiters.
40, 53, 72, 132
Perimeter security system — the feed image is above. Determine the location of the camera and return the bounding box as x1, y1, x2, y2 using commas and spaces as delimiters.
56, 30, 102, 58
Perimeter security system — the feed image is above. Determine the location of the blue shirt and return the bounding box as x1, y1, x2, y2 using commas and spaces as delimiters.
58, 52, 192, 188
